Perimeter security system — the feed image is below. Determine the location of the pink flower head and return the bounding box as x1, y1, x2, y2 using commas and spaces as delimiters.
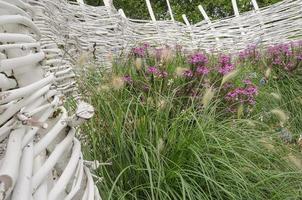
217, 54, 235, 75
196, 66, 210, 75
147, 66, 159, 74
123, 75, 133, 84
132, 47, 145, 57
183, 69, 193, 78
189, 53, 208, 66
225, 85, 258, 105
218, 64, 234, 75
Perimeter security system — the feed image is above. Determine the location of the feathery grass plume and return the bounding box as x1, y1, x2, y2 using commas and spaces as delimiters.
202, 87, 215, 108
265, 67, 272, 79
270, 92, 282, 100
98, 84, 110, 92
135, 57, 143, 70
157, 99, 167, 110
111, 76, 125, 90
77, 52, 90, 66
175, 67, 188, 77
221, 69, 239, 86
157, 138, 165, 153
270, 109, 289, 125
237, 104, 244, 118
106, 52, 114, 63
285, 153, 302, 170
161, 48, 173, 63
259, 137, 274, 151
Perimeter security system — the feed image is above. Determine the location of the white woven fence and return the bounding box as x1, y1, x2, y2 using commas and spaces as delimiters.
27, 0, 302, 66
0, 0, 101, 199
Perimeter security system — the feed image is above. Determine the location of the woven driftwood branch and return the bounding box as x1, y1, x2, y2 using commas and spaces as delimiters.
0, 0, 101, 199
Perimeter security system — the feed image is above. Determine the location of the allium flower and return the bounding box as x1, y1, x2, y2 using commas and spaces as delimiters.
147, 66, 159, 74
238, 44, 260, 61
157, 71, 168, 78
183, 69, 193, 78
225, 85, 258, 105
189, 53, 208, 66
297, 55, 302, 61
218, 64, 234, 75
123, 75, 133, 84
132, 47, 145, 57
196, 66, 210, 75
217, 54, 235, 75
244, 85, 258, 96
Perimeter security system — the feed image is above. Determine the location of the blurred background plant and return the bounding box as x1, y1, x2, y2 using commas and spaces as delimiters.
69, 0, 282, 23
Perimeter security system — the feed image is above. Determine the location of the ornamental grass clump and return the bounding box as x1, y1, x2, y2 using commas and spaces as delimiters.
78, 42, 302, 200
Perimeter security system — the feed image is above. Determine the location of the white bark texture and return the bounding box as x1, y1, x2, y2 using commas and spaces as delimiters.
0, 0, 100, 199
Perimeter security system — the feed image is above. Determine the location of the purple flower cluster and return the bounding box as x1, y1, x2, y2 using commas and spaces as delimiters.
189, 53, 208, 66
266, 43, 300, 71
238, 44, 260, 61
217, 55, 235, 75
132, 43, 150, 57
132, 47, 145, 57
123, 75, 133, 84
268, 43, 293, 58
225, 83, 258, 105
147, 66, 168, 78
196, 66, 210, 75
147, 66, 159, 74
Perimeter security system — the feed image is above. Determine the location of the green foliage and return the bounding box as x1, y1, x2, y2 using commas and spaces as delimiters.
82, 0, 282, 23
74, 43, 302, 199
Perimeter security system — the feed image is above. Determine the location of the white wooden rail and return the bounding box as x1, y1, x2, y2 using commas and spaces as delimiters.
0, 0, 101, 199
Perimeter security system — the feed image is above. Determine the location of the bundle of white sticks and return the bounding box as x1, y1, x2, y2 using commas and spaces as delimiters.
0, 0, 101, 199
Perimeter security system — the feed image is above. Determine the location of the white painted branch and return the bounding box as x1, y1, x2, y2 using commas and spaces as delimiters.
48, 138, 81, 200
166, 0, 174, 21
32, 128, 75, 191
11, 141, 33, 200
145, 0, 156, 22
0, 128, 25, 199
